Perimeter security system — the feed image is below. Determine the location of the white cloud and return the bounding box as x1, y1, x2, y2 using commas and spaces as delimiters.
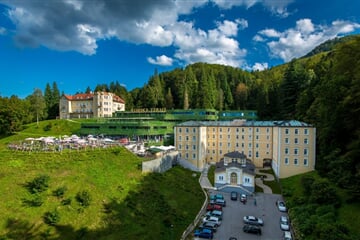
147, 55, 173, 66
252, 62, 268, 71
257, 18, 360, 62
0, 27, 6, 35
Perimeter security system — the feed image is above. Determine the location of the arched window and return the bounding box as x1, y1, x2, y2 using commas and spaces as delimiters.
230, 172, 237, 185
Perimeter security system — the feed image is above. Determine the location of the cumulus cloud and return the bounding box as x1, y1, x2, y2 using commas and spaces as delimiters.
256, 18, 360, 62
212, 0, 294, 17
0, 0, 248, 67
147, 55, 173, 66
252, 62, 268, 71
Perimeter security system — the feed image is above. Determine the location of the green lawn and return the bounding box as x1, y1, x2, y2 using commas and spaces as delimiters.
0, 120, 205, 239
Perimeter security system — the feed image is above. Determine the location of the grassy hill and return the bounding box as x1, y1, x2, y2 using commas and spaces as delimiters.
0, 120, 204, 239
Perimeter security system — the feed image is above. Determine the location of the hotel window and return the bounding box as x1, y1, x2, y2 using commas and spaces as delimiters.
192, 145, 196, 150
304, 158, 308, 166
213, 142, 215, 147
248, 135, 252, 140
193, 153, 196, 159
185, 136, 189, 141
266, 144, 269, 149
236, 135, 239, 139
228, 143, 231, 148
219, 143, 222, 147
241, 143, 244, 148
256, 151, 259, 158
285, 138, 289, 144
228, 135, 231, 139
213, 128, 215, 132
242, 128, 245, 133
256, 128, 259, 133
219, 150, 222, 155
178, 144, 181, 150
256, 135, 259, 140
248, 127, 252, 133
285, 128, 289, 134
228, 128, 230, 132
236, 128, 239, 132
304, 138, 308, 144
213, 135, 215, 139
220, 128, 222, 132
285, 157, 289, 165
266, 128, 270, 133
294, 158, 298, 165
304, 148, 308, 155
179, 153, 182, 158
267, 135, 270, 140
285, 148, 289, 154
178, 128, 182, 133
294, 148, 299, 155
186, 145, 189, 150
242, 135, 244, 140
186, 128, 189, 133
192, 136, 196, 141
185, 153, 188, 158
219, 176, 223, 181
213, 150, 215, 154
256, 143, 259, 148
193, 128, 196, 133
248, 151, 252, 157
248, 143, 252, 148
236, 143, 239, 147
295, 128, 299, 134
304, 128, 309, 135
220, 135, 222, 139
179, 136, 182, 141
294, 138, 298, 144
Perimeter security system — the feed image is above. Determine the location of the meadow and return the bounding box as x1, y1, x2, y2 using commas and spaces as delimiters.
0, 120, 204, 239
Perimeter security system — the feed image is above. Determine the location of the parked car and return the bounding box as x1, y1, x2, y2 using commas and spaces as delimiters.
202, 216, 221, 226
210, 210, 223, 220
277, 200, 287, 212
209, 194, 216, 204
280, 216, 290, 231
215, 193, 224, 199
200, 222, 218, 232
194, 228, 213, 239
240, 194, 247, 203
283, 231, 292, 240
243, 215, 264, 226
230, 191, 237, 200
243, 224, 262, 235
207, 203, 222, 211
215, 198, 226, 207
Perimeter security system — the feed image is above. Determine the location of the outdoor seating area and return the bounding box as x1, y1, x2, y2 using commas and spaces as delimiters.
7, 135, 120, 152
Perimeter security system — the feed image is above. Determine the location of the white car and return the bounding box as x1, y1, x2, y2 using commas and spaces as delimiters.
202, 216, 221, 226
277, 200, 287, 212
280, 216, 290, 230
283, 231, 292, 240
243, 215, 264, 226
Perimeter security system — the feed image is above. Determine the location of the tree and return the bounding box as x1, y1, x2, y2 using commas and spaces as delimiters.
27, 88, 47, 126
235, 83, 248, 110
165, 88, 174, 110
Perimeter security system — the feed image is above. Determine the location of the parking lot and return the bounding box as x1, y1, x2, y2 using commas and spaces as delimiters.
195, 190, 288, 240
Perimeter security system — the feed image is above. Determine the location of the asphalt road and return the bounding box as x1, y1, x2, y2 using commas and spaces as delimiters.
196, 191, 288, 240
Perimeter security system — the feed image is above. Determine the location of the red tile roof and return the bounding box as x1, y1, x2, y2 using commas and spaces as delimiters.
63, 92, 125, 103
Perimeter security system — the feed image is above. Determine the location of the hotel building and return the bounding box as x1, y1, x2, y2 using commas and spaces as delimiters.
174, 120, 316, 179
59, 91, 125, 119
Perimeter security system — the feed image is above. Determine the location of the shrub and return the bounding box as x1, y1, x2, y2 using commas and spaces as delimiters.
53, 186, 67, 198
26, 175, 50, 194
43, 123, 52, 131
76, 191, 91, 207
43, 210, 60, 225
61, 198, 72, 206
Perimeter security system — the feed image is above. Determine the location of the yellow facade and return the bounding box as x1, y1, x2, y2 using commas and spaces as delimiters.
175, 120, 316, 178
59, 91, 125, 119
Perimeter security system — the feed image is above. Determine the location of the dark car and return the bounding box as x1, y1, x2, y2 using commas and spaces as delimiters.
200, 222, 218, 233
243, 224, 262, 235
230, 191, 238, 201
194, 228, 213, 239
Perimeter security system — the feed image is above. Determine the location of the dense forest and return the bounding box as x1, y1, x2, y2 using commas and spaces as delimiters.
1, 34, 359, 238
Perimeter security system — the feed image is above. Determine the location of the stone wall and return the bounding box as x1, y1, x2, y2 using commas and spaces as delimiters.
142, 151, 178, 173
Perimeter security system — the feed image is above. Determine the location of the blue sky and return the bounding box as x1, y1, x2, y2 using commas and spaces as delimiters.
0, 0, 359, 98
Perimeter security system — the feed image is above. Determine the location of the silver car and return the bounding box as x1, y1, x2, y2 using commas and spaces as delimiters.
280, 216, 290, 231
243, 215, 264, 226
